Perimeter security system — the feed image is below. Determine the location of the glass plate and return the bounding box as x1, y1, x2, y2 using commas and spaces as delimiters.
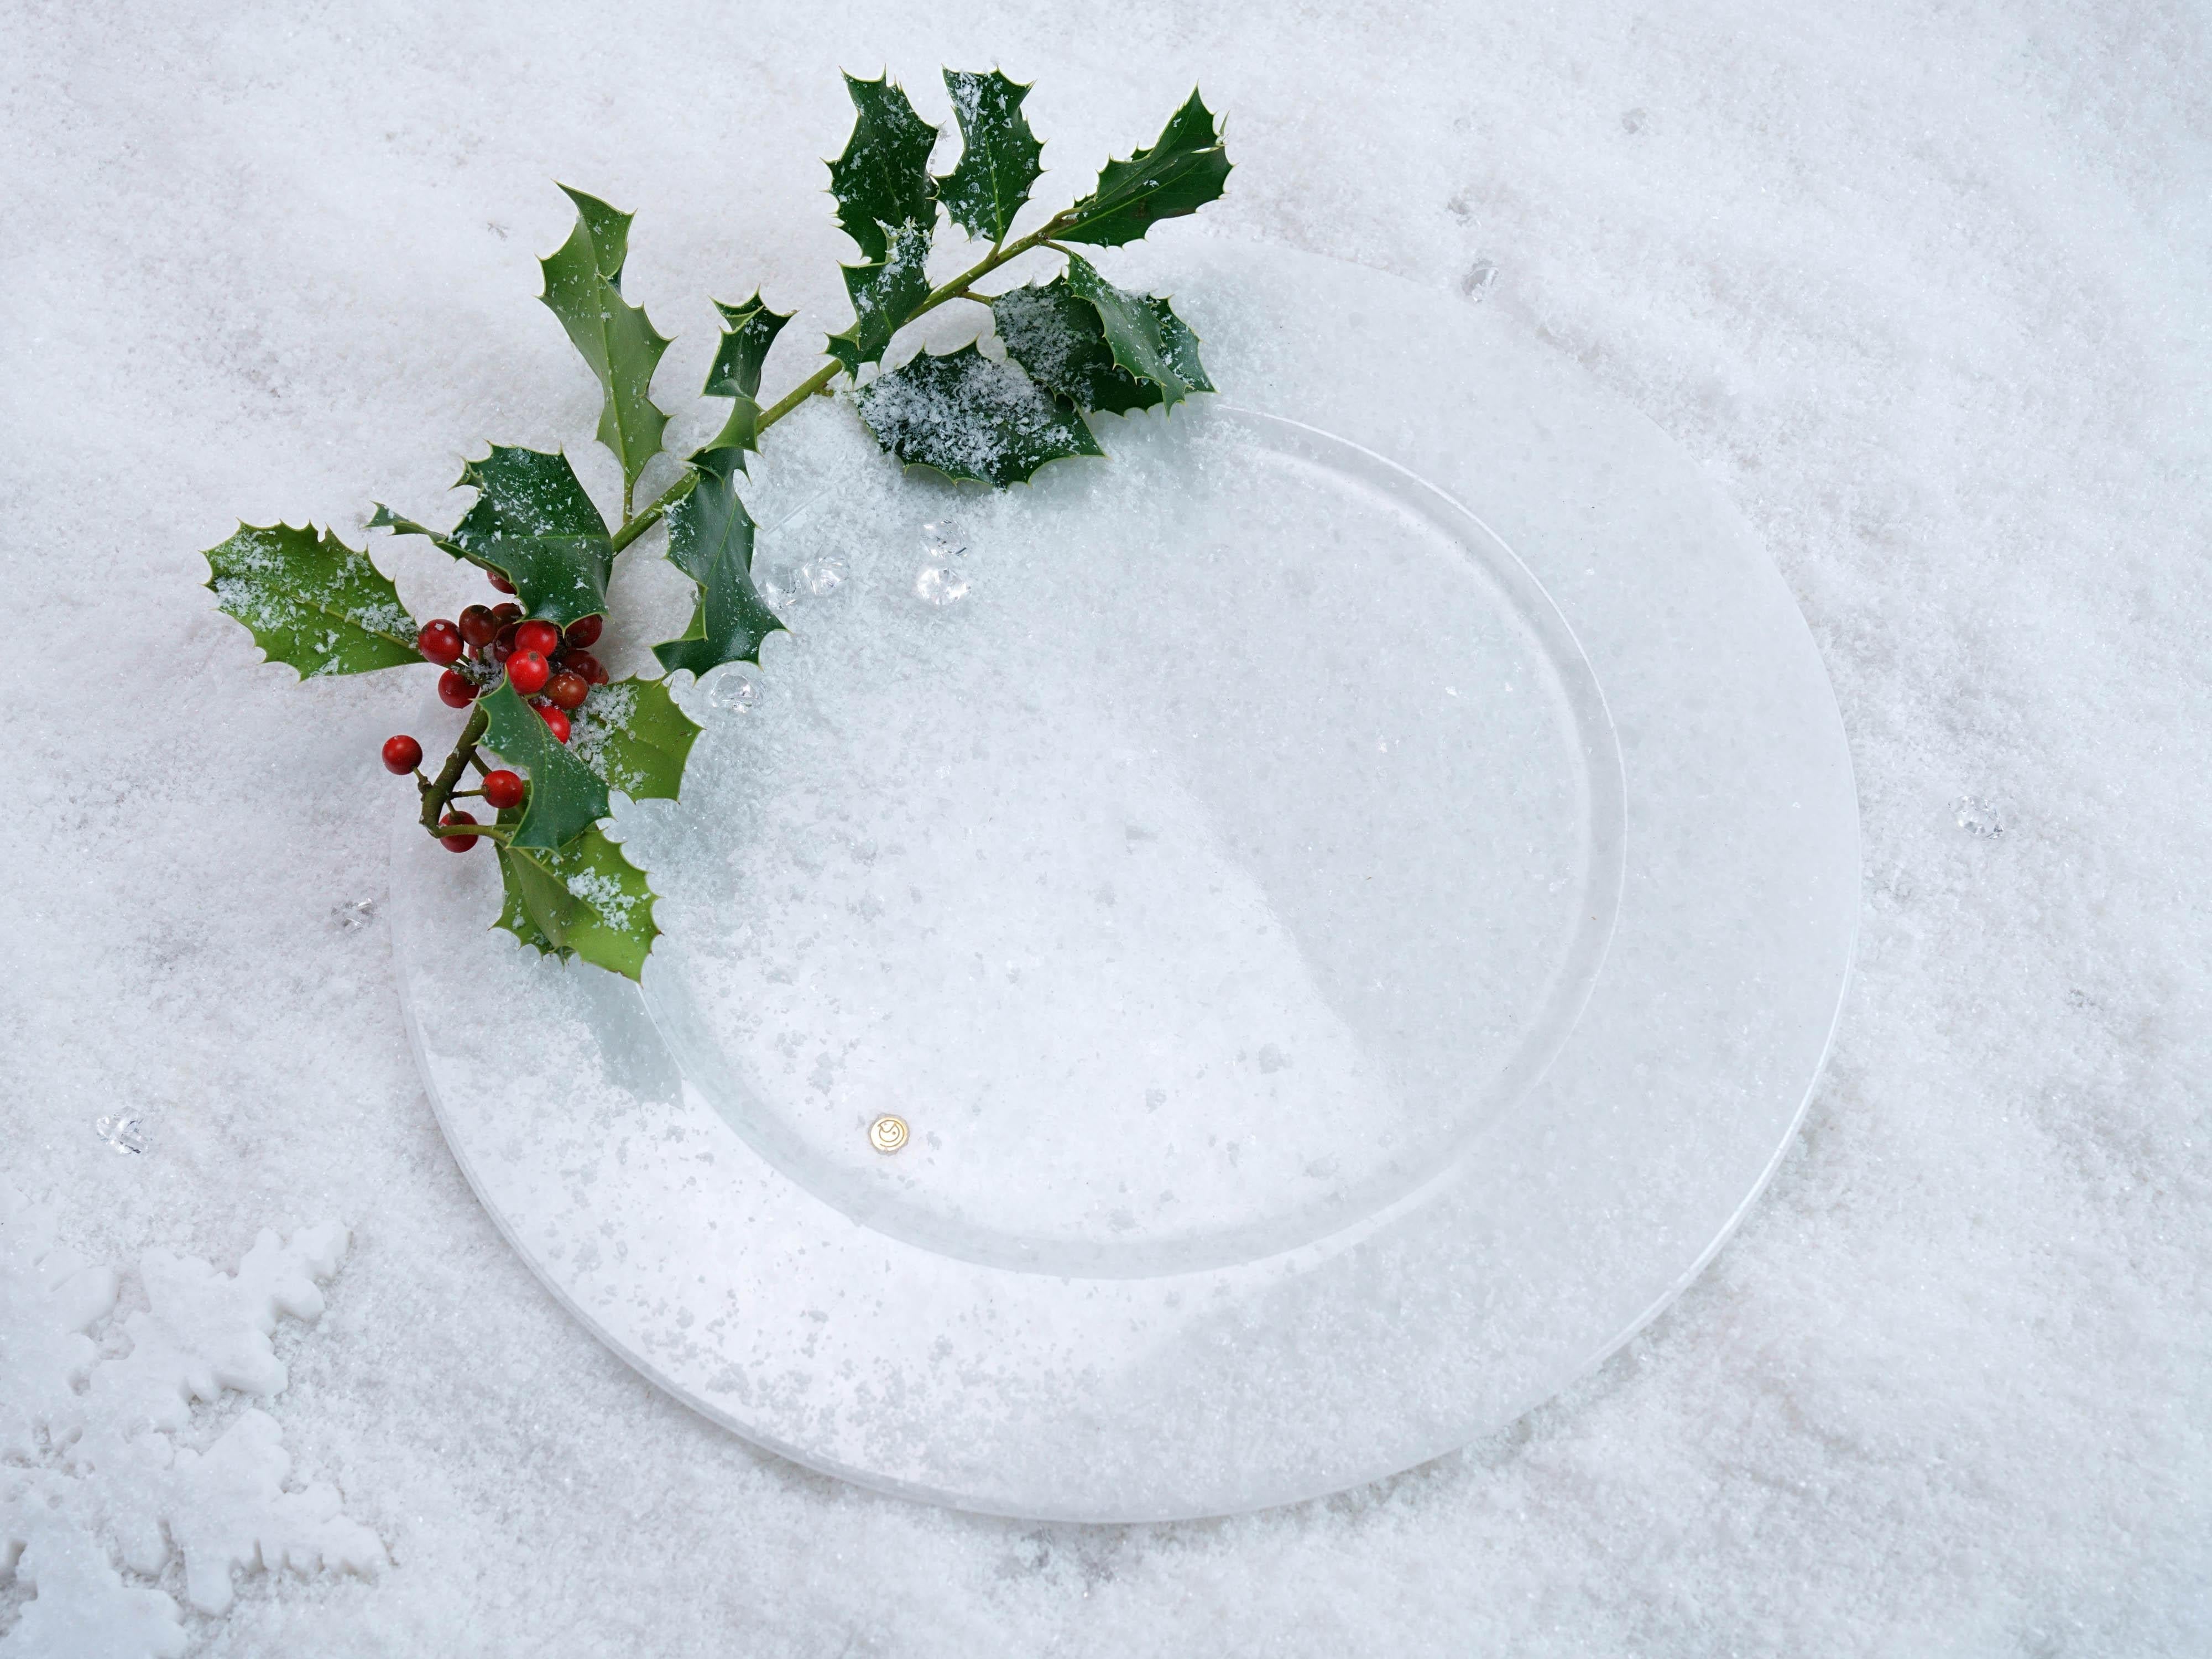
393, 234, 1858, 1521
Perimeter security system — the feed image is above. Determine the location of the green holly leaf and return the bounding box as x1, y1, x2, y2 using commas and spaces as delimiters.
993, 275, 1213, 414
1057, 89, 1230, 248
705, 293, 791, 399
827, 72, 938, 263
567, 674, 702, 801
495, 822, 659, 981
938, 68, 1042, 244
494, 830, 572, 961
826, 219, 933, 376
559, 186, 634, 286
854, 342, 1103, 487
697, 293, 791, 467
476, 679, 611, 851
451, 446, 614, 628
540, 186, 672, 497
204, 523, 421, 678
1063, 253, 1199, 408
653, 465, 785, 676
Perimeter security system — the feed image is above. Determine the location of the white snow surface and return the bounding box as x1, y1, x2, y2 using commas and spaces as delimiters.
3, 1, 2208, 1653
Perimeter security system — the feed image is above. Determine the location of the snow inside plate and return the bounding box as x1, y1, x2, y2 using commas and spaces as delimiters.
392, 235, 1859, 1521
635, 406, 1624, 1278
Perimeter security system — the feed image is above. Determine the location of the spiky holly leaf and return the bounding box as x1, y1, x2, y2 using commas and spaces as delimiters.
697, 294, 791, 466
1064, 253, 1202, 409
476, 679, 610, 851
495, 822, 659, 981
938, 68, 1042, 244
826, 219, 933, 375
993, 276, 1214, 414
996, 280, 1213, 413
705, 294, 790, 399
559, 185, 634, 285
567, 674, 702, 801
654, 463, 784, 676
494, 829, 571, 961
1057, 89, 1230, 248
854, 343, 1103, 487
992, 278, 1149, 413
443, 446, 614, 628
204, 523, 421, 678
540, 187, 671, 496
827, 73, 938, 263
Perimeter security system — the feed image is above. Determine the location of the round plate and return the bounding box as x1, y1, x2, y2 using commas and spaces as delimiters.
393, 234, 1858, 1521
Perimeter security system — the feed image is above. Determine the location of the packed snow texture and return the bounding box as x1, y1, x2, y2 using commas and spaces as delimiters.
3, 0, 2208, 1653
0, 1190, 382, 1655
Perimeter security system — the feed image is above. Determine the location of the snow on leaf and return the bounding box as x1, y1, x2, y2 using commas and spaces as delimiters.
826, 218, 934, 376
202, 524, 421, 680
937, 68, 1043, 244
827, 72, 938, 263
566, 676, 701, 803
994, 273, 1214, 415
854, 343, 1104, 488
1063, 252, 1204, 409
496, 822, 659, 980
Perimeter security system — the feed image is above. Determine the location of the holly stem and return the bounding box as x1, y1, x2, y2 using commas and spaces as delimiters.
613, 211, 1076, 554
419, 702, 489, 840
418, 213, 1079, 838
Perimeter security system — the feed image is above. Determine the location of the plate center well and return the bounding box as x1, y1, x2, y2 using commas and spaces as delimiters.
638, 405, 1623, 1276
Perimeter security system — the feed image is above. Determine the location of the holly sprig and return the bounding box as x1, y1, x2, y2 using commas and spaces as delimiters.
204, 68, 1230, 980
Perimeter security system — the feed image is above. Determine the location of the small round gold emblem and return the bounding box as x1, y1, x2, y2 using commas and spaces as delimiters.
868, 1114, 909, 1154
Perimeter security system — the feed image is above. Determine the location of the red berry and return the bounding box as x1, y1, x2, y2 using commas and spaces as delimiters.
536, 706, 572, 743
515, 619, 562, 659
437, 668, 477, 708
491, 602, 523, 625
416, 619, 464, 666
482, 769, 526, 810
491, 622, 518, 665
507, 650, 551, 695
564, 614, 604, 649
440, 810, 480, 851
566, 650, 607, 685
382, 734, 423, 774
458, 604, 498, 648
487, 570, 515, 594
546, 670, 588, 711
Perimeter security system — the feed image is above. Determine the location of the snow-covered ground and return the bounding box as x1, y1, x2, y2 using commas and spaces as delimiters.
5, 1, 2208, 1652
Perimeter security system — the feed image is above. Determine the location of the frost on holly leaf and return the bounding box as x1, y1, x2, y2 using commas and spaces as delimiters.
854, 343, 1103, 487
494, 822, 659, 981
202, 524, 421, 679
567, 676, 701, 804
0, 1185, 383, 1656
994, 269, 1213, 416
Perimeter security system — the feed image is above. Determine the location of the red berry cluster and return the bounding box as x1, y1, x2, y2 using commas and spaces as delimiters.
384, 571, 613, 852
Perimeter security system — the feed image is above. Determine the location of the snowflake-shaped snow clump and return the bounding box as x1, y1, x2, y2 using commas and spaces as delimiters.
0, 1185, 384, 1656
